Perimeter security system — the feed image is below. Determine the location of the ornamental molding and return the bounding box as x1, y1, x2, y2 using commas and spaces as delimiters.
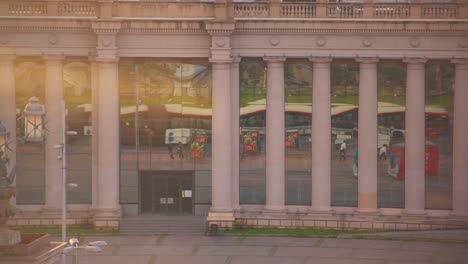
120, 21, 204, 34
234, 21, 468, 34
205, 22, 235, 36
0, 19, 92, 33
91, 20, 122, 35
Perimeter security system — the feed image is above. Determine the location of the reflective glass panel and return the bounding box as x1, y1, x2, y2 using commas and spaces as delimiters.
64, 59, 92, 204
377, 60, 406, 208
119, 58, 212, 209
239, 58, 266, 204
284, 59, 312, 205
15, 58, 46, 204
331, 59, 359, 207
424, 60, 453, 210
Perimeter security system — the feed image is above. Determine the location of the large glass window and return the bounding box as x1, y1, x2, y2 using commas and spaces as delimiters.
284, 59, 312, 205
330, 59, 359, 207
239, 58, 266, 204
15, 58, 46, 204
424, 60, 453, 210
119, 58, 212, 207
377, 60, 406, 208
64, 59, 92, 204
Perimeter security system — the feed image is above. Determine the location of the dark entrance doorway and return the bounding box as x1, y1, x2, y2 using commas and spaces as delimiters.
140, 171, 194, 214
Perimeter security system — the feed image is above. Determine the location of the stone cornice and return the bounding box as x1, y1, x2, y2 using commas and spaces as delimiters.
234, 20, 468, 34
119, 20, 205, 34
91, 19, 122, 35
0, 19, 92, 33
205, 21, 235, 36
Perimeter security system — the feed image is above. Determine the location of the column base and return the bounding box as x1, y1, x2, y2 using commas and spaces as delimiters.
450, 211, 468, 218
207, 210, 235, 231
93, 207, 121, 230
355, 208, 380, 215
41, 207, 62, 219
308, 207, 333, 217
402, 209, 426, 218
0, 229, 21, 246
262, 205, 286, 214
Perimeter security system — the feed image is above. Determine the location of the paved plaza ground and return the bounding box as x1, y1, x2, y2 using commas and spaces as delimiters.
61, 230, 468, 264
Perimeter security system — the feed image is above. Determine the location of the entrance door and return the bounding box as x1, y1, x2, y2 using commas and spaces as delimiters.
140, 171, 193, 214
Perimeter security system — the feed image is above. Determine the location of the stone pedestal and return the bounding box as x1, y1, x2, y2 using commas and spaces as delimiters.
0, 187, 20, 246
207, 211, 235, 230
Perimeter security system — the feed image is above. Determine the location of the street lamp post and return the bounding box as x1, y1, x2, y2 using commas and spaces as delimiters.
62, 238, 108, 264
53, 100, 77, 264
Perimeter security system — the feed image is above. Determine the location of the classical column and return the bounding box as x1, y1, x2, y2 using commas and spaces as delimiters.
43, 55, 65, 212
356, 57, 379, 214
264, 56, 286, 212
403, 58, 427, 215
89, 58, 99, 212
210, 62, 233, 213
231, 56, 241, 210
451, 58, 468, 217
94, 59, 121, 227
309, 57, 332, 213
0, 55, 16, 205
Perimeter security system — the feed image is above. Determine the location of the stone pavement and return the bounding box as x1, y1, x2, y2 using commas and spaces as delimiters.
62, 231, 468, 264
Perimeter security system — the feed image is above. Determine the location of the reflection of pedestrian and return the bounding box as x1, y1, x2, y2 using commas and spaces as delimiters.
378, 144, 388, 161
340, 141, 347, 160
353, 147, 359, 177
168, 144, 174, 159
177, 142, 184, 159
353, 147, 358, 167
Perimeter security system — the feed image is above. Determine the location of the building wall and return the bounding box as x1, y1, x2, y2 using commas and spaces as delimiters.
0, 0, 467, 230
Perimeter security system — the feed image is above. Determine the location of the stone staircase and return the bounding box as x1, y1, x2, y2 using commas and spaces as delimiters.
120, 214, 207, 236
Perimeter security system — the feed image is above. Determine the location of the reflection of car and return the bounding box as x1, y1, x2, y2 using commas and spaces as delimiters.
388, 141, 439, 180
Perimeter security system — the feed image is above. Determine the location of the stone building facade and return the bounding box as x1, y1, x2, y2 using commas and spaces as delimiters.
0, 0, 467, 230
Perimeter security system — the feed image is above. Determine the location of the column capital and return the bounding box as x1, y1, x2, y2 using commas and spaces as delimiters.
308, 56, 332, 64
403, 57, 427, 65
209, 59, 232, 66
263, 56, 286, 64
356, 57, 379, 64
42, 55, 65, 62
0, 55, 16, 62
231, 55, 241, 64
451, 58, 468, 65
95, 57, 120, 64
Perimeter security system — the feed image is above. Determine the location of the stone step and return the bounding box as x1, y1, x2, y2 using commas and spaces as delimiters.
120, 214, 206, 235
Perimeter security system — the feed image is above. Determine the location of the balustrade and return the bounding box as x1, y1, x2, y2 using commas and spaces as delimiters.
422, 4, 459, 18
59, 2, 97, 17
374, 4, 410, 18
327, 4, 363, 18
281, 4, 316, 18
234, 3, 269, 17
0, 1, 465, 19
8, 2, 47, 16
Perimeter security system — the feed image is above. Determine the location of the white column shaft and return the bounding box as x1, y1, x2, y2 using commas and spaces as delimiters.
310, 58, 332, 212
404, 59, 426, 214
357, 58, 378, 213
97, 61, 120, 211
0, 56, 17, 205
265, 58, 285, 211
231, 58, 240, 210
452, 60, 468, 215
211, 62, 232, 212
44, 56, 65, 210
90, 59, 99, 210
